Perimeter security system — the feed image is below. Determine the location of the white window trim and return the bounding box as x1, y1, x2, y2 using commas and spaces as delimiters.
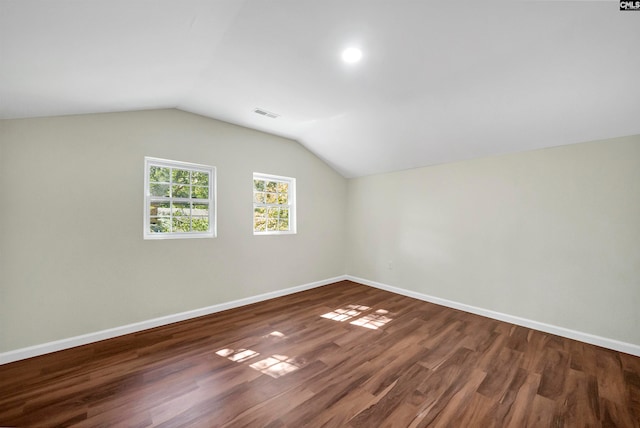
144, 157, 217, 240
253, 172, 296, 235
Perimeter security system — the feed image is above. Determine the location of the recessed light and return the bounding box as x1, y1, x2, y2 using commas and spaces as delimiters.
341, 47, 362, 64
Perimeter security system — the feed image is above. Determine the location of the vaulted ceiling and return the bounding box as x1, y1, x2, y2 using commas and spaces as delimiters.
1, 1, 639, 177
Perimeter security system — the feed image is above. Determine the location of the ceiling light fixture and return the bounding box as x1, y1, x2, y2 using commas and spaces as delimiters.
341, 47, 362, 64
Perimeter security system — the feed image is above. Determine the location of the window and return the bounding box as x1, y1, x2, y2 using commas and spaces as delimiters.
144, 157, 216, 239
253, 173, 296, 235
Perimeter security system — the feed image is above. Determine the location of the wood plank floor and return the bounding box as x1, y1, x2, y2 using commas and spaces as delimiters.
1, 280, 639, 427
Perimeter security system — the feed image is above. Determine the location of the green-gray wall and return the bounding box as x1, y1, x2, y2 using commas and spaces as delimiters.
0, 109, 348, 352
346, 136, 640, 346
2, 110, 639, 356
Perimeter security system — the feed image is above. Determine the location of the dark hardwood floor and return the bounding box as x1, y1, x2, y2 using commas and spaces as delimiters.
1, 280, 639, 427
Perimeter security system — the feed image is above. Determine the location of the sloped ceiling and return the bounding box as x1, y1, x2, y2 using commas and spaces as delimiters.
1, 0, 639, 177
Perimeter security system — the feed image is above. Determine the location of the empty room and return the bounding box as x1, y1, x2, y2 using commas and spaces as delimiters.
1, 1, 639, 427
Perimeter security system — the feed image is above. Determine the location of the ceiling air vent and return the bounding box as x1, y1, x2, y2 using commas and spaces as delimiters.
253, 108, 279, 119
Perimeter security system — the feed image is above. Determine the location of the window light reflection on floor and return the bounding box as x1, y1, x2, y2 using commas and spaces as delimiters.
321, 304, 371, 322
321, 305, 393, 330
350, 309, 392, 329
215, 347, 301, 379
215, 348, 260, 362
249, 354, 301, 378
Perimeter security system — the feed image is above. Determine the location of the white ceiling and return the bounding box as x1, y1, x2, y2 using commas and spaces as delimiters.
1, 1, 639, 177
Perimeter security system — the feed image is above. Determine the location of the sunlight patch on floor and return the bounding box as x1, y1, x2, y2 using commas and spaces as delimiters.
321, 305, 393, 330
215, 345, 301, 379
250, 354, 301, 378
350, 309, 393, 330
216, 348, 260, 362
321, 304, 371, 322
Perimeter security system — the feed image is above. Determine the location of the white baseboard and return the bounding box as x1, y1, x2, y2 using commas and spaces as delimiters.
4, 274, 638, 365
346, 275, 640, 357
0, 275, 348, 365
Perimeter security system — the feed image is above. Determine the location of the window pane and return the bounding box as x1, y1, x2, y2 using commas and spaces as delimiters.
279, 208, 289, 219
150, 166, 170, 183
276, 182, 288, 193
254, 217, 266, 231
254, 180, 265, 191
150, 217, 171, 233
278, 219, 289, 231
267, 218, 278, 230
150, 183, 170, 197
192, 186, 209, 199
266, 193, 277, 204
266, 181, 277, 192
172, 169, 190, 184
193, 203, 209, 217
172, 217, 190, 232
268, 207, 279, 219
254, 192, 266, 203
192, 217, 209, 232
150, 202, 170, 217
150, 222, 162, 233
172, 202, 190, 216
172, 185, 190, 198
278, 193, 288, 204
254, 207, 266, 218
192, 171, 209, 186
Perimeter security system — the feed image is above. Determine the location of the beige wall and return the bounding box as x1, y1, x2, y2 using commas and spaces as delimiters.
346, 136, 640, 346
1, 111, 638, 354
0, 109, 347, 352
